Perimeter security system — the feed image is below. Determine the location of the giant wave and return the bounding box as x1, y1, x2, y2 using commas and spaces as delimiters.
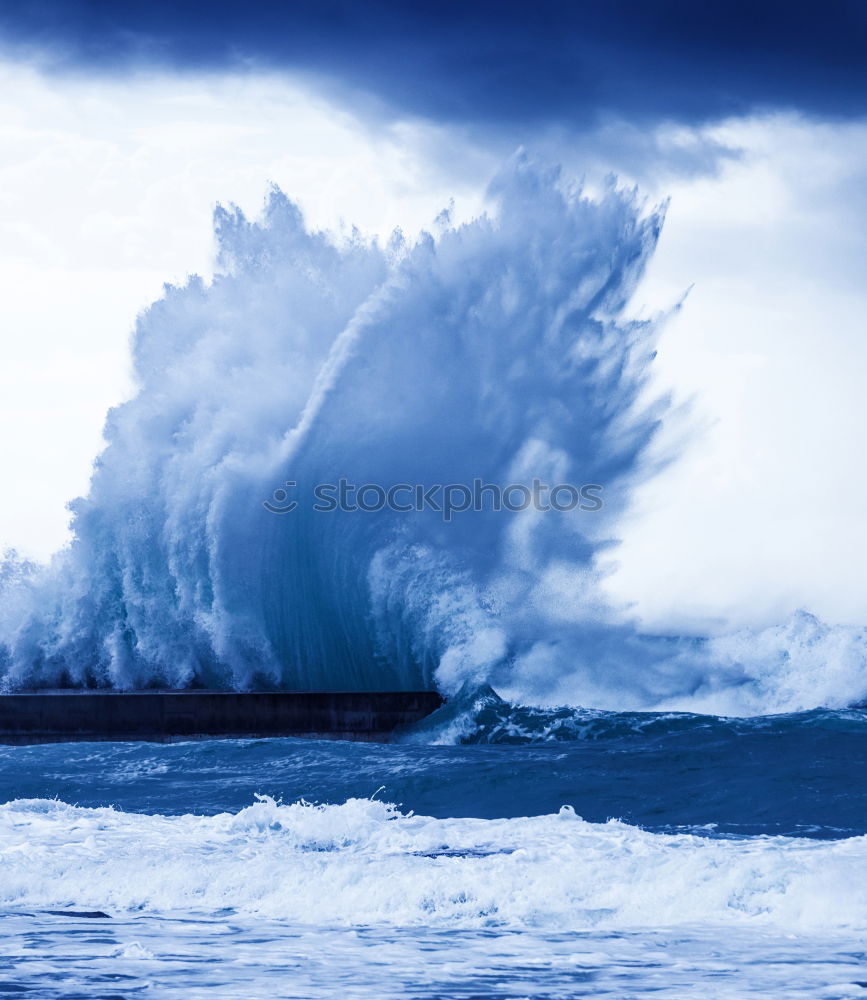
2, 157, 867, 715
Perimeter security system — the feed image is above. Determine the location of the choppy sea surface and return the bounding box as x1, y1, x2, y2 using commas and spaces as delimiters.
1, 699, 866, 998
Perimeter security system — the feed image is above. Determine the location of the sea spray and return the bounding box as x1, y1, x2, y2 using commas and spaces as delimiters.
0, 159, 666, 692
2, 157, 867, 713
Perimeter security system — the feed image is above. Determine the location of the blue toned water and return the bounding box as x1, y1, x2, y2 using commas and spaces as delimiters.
3, 696, 867, 838
1, 700, 866, 997
5, 159, 867, 717
2, 160, 867, 994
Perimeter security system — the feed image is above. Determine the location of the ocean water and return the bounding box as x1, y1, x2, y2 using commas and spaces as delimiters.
1, 160, 866, 994
1, 698, 866, 997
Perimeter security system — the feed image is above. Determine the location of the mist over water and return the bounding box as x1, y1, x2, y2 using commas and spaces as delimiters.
2, 157, 867, 716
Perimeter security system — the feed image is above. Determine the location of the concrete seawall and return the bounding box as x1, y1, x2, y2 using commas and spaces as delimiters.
0, 691, 445, 744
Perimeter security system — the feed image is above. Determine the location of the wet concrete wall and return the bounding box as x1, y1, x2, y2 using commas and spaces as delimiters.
0, 691, 445, 744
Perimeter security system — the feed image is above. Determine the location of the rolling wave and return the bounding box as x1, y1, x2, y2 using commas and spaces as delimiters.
2, 796, 866, 931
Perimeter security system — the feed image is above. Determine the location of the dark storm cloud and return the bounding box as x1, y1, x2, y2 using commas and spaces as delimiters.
1, 0, 865, 126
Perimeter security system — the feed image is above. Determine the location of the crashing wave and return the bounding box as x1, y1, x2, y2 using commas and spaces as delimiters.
1, 157, 866, 714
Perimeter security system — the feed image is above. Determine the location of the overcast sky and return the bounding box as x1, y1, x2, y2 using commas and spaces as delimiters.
1, 1, 866, 634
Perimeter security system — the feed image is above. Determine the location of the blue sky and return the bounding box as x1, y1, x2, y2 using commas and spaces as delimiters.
1, 1, 866, 635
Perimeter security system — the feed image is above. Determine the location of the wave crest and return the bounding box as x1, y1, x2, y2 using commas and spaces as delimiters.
2, 158, 866, 714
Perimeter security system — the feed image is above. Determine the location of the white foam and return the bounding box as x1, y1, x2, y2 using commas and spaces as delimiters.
1, 797, 864, 933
